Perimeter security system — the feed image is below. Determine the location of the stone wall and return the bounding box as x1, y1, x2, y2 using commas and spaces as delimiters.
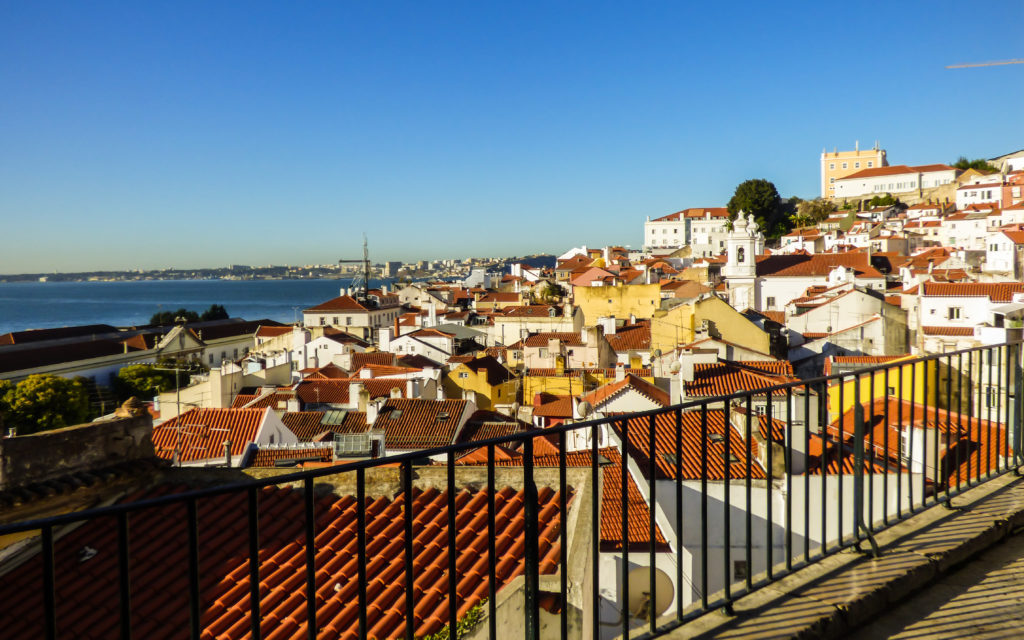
0, 412, 156, 489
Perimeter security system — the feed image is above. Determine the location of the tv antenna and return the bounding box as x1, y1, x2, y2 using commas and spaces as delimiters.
339, 234, 372, 301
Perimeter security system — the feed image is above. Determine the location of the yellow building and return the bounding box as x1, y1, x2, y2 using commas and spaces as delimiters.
573, 283, 662, 325
826, 356, 956, 418
821, 143, 888, 199
443, 355, 518, 410
522, 367, 655, 401
650, 295, 772, 356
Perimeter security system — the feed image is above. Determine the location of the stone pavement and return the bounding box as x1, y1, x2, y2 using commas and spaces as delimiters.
847, 529, 1024, 640
661, 473, 1024, 640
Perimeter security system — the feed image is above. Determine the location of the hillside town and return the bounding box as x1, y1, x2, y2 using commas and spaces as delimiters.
2, 145, 1024, 639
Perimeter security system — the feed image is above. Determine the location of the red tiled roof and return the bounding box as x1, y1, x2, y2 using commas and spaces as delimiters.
304, 295, 370, 312
376, 399, 468, 449
255, 325, 294, 339
686, 361, 796, 398
0, 483, 568, 640
523, 332, 584, 347
351, 351, 397, 369
302, 363, 350, 380
532, 396, 574, 418
921, 326, 975, 336
249, 446, 334, 467
281, 411, 369, 441
839, 164, 954, 180
152, 408, 266, 462
605, 323, 651, 352
756, 252, 884, 279
295, 379, 407, 405
618, 410, 767, 481
500, 305, 562, 318
580, 373, 669, 408
230, 394, 258, 408
921, 281, 1024, 301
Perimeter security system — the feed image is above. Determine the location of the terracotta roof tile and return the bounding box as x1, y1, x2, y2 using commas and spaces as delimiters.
0, 483, 569, 640
605, 323, 651, 352
376, 399, 469, 449
580, 373, 669, 408
152, 408, 266, 462
523, 332, 584, 347
921, 281, 1024, 302
685, 361, 796, 398
250, 446, 334, 467
921, 326, 975, 336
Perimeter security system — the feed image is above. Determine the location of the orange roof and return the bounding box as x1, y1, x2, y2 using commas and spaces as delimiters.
255, 325, 293, 338
0, 483, 568, 639
523, 332, 585, 347
304, 295, 371, 312
921, 281, 1024, 301
281, 411, 368, 441
500, 305, 562, 318
152, 408, 266, 462
840, 164, 954, 180
580, 373, 669, 408
605, 323, 651, 352
249, 446, 334, 467
921, 326, 975, 336
686, 361, 796, 398
652, 207, 729, 221
617, 410, 767, 481
295, 379, 406, 405
376, 399, 469, 449
756, 251, 884, 279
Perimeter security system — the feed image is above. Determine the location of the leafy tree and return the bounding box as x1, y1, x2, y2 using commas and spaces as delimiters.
115, 364, 178, 401
952, 156, 999, 173
1, 374, 90, 435
867, 193, 900, 208
727, 179, 787, 237
150, 308, 200, 325
200, 304, 229, 321
790, 198, 837, 227
537, 282, 563, 303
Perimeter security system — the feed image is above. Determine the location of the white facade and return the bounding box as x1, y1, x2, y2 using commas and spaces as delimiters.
643, 213, 688, 250
984, 230, 1022, 274
834, 166, 957, 199
690, 211, 731, 258
956, 181, 1003, 210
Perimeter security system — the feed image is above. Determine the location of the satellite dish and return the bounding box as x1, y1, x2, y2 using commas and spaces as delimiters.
669, 362, 681, 375
626, 567, 674, 620
577, 401, 593, 418
652, 348, 662, 358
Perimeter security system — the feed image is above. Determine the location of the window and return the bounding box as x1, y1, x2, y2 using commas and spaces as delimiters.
458, 372, 469, 379
209, 353, 214, 364
888, 386, 896, 396
830, 177, 835, 184
867, 161, 874, 167
766, 296, 776, 308
738, 247, 745, 262
987, 388, 998, 408
320, 317, 326, 326
333, 316, 339, 325
346, 317, 353, 326
948, 307, 961, 320
842, 162, 848, 169
539, 347, 549, 358
829, 163, 835, 170
855, 162, 860, 168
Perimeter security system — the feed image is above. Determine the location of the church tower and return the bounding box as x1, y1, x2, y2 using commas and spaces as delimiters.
722, 212, 764, 310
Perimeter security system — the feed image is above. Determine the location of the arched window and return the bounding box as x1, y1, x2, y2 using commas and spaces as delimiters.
738, 247, 746, 263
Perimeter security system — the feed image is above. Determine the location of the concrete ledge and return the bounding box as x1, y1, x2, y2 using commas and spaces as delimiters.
660, 472, 1024, 639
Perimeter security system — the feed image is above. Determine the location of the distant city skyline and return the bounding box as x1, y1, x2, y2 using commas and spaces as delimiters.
2, 1, 1023, 272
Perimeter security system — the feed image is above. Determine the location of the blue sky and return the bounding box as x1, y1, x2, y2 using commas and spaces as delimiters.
2, 1, 1022, 272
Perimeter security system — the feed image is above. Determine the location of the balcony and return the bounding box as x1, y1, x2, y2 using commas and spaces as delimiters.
0, 342, 1021, 639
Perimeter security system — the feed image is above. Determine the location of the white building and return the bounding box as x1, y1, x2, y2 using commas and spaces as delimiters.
956, 181, 1004, 210
833, 164, 957, 200
303, 289, 402, 338
689, 208, 732, 258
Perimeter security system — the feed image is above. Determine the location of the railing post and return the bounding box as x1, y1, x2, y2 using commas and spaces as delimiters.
853, 383, 879, 557
523, 437, 540, 640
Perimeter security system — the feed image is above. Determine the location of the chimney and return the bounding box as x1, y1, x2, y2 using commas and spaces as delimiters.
600, 317, 617, 335
223, 440, 232, 468
406, 378, 419, 398
678, 354, 696, 383
614, 362, 625, 382
366, 398, 383, 425
378, 327, 393, 352
286, 397, 300, 413
351, 382, 366, 411
390, 386, 402, 399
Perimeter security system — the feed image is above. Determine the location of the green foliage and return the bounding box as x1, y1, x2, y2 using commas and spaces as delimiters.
0, 374, 90, 435
952, 156, 999, 173
115, 364, 178, 401
420, 599, 487, 640
538, 281, 562, 303
867, 193, 900, 208
790, 198, 837, 227
200, 304, 229, 321
727, 179, 788, 238
150, 304, 229, 325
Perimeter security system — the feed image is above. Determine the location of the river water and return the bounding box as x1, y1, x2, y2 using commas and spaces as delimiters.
0, 279, 383, 334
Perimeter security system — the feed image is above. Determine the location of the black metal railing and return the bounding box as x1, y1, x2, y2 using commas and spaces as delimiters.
0, 341, 1021, 640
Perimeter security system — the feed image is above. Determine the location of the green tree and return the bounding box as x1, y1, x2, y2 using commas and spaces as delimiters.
952, 156, 999, 173
114, 364, 178, 401
790, 198, 837, 227
200, 304, 229, 321
150, 308, 200, 325
2, 375, 90, 435
867, 193, 900, 208
727, 179, 787, 237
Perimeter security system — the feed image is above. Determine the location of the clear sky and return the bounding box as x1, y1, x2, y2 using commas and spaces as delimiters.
2, 1, 1022, 273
